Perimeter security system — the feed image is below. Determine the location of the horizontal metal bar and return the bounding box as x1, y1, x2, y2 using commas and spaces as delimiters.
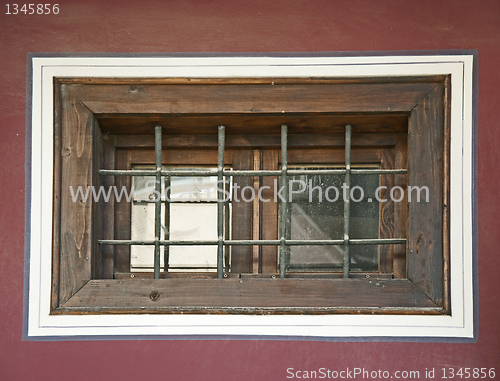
99, 169, 218, 177
132, 266, 217, 270
350, 169, 407, 175
287, 169, 345, 175
226, 170, 282, 176
99, 169, 159, 176
133, 200, 220, 204
98, 238, 406, 246
99, 168, 408, 177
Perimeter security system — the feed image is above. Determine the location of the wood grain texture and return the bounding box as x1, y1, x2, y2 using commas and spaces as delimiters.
100, 134, 115, 279
261, 149, 279, 273
287, 147, 381, 164
252, 150, 262, 273
408, 84, 444, 306
92, 120, 104, 279
60, 278, 438, 311
68, 82, 440, 115
113, 149, 131, 273
230, 149, 253, 273
112, 133, 398, 149
442, 76, 451, 313
58, 85, 94, 305
51, 78, 63, 311
58, 76, 447, 86
394, 133, 408, 279
96, 113, 410, 135
378, 148, 396, 274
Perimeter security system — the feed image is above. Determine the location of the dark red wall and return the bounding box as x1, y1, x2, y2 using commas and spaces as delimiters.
1, 1, 498, 379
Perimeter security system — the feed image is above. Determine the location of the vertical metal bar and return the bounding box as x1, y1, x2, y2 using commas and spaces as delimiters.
154, 125, 162, 279
279, 124, 288, 279
163, 175, 170, 272
252, 149, 261, 273
343, 124, 352, 279
224, 177, 230, 273
285, 195, 292, 271
217, 126, 225, 278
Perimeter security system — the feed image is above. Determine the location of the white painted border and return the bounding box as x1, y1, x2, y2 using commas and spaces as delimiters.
27, 55, 474, 338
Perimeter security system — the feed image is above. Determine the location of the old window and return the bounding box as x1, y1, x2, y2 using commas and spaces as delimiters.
28, 55, 475, 338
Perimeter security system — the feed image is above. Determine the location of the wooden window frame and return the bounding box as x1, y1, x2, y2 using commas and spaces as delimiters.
51, 77, 448, 314
27, 55, 475, 339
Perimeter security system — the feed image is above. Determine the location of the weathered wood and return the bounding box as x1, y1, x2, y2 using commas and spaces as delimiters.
230, 149, 253, 273
442, 76, 451, 313
59, 76, 447, 86
92, 120, 104, 279
112, 133, 398, 148
69, 82, 440, 115
378, 148, 395, 274
61, 278, 438, 310
124, 148, 232, 166
252, 150, 261, 273
100, 134, 115, 278
114, 272, 392, 280
261, 149, 279, 273
113, 149, 131, 273
97, 113, 410, 136
58, 85, 94, 306
53, 76, 450, 314
393, 133, 408, 279
408, 84, 444, 306
287, 147, 381, 164
51, 78, 63, 311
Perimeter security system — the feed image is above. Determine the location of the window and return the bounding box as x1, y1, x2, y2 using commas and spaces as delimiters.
28, 55, 475, 338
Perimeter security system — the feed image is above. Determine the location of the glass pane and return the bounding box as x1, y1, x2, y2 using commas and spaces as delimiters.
170, 173, 218, 202
287, 167, 380, 272
168, 203, 217, 271
130, 202, 165, 271
130, 166, 228, 273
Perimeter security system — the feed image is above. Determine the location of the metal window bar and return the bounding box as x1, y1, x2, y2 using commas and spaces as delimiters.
279, 124, 288, 279
154, 125, 162, 279
99, 168, 407, 177
217, 126, 225, 278
99, 238, 406, 246
343, 124, 351, 278
98, 124, 408, 279
163, 175, 170, 272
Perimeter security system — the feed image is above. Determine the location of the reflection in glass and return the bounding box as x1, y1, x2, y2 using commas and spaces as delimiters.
287, 167, 380, 272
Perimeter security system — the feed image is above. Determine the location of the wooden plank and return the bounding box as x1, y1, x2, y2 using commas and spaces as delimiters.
59, 76, 447, 86
101, 135, 115, 279
112, 133, 398, 149
393, 133, 408, 279
230, 149, 253, 273
287, 147, 381, 164
408, 84, 444, 305
113, 149, 131, 273
51, 78, 63, 310
442, 76, 451, 313
61, 278, 438, 310
378, 148, 395, 274
261, 149, 279, 273
126, 148, 232, 166
58, 86, 94, 305
114, 272, 392, 280
97, 113, 410, 136
70, 82, 440, 115
252, 150, 261, 273
92, 120, 104, 279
